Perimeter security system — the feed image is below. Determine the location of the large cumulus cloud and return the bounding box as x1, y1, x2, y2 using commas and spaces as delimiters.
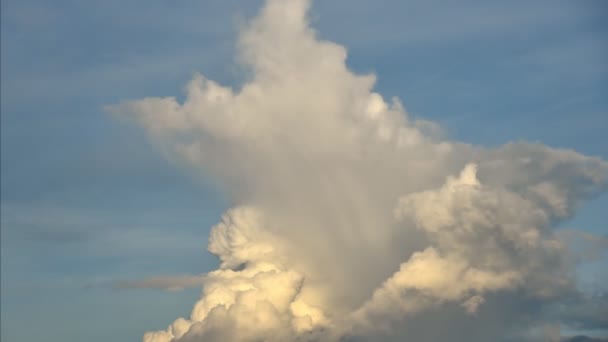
108, 0, 608, 341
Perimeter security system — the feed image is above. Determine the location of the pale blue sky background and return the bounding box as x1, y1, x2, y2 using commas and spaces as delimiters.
1, 1, 607, 341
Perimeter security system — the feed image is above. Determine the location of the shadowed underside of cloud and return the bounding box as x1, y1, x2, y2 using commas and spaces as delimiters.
108, 0, 608, 341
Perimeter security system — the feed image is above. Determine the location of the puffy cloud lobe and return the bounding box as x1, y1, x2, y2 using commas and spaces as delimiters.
207, 207, 277, 270
354, 164, 575, 329
143, 208, 329, 342
108, 0, 608, 340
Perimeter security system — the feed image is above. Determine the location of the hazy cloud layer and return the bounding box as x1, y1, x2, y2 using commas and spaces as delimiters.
109, 0, 608, 341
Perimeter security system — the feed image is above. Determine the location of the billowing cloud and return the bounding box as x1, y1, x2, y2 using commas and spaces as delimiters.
108, 0, 608, 341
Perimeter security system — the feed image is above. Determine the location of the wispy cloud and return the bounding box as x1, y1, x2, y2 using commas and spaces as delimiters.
112, 275, 206, 292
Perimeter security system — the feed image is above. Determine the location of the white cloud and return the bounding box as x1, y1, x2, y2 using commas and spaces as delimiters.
353, 163, 577, 329
108, 0, 608, 340
141, 206, 331, 342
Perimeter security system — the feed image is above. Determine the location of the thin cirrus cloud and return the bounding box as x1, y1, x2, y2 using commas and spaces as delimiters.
108, 0, 608, 341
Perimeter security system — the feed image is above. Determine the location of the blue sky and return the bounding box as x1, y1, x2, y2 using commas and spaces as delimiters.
1, 1, 607, 341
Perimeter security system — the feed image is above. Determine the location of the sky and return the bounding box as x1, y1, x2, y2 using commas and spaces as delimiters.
1, 0, 607, 341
